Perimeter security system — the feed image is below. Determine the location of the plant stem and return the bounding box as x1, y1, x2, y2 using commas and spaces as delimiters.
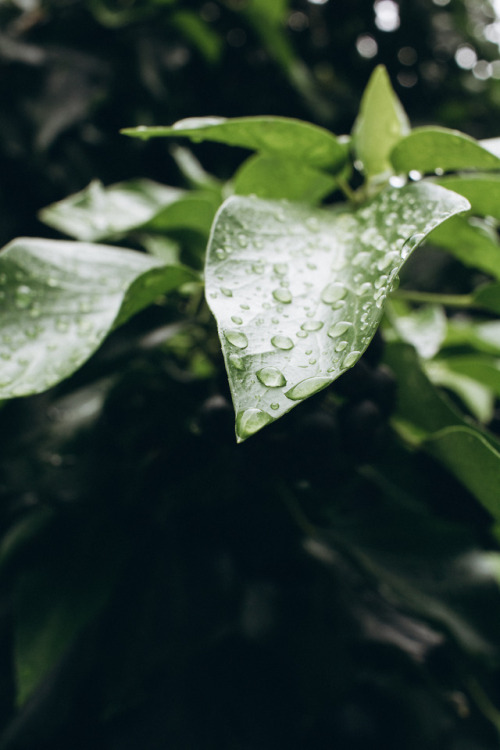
337, 176, 359, 204
393, 289, 477, 309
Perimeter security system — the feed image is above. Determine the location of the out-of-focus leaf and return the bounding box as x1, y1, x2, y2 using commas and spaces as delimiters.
144, 192, 220, 235
387, 301, 447, 359
122, 116, 349, 171
436, 174, 500, 220
39, 179, 185, 242
205, 185, 468, 441
233, 154, 337, 203
425, 359, 495, 423
352, 65, 410, 180
0, 237, 196, 398
425, 427, 500, 521
170, 10, 223, 64
391, 127, 500, 174
444, 317, 500, 355
429, 215, 500, 279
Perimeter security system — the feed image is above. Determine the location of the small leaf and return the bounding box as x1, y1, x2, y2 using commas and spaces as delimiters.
424, 359, 495, 423
425, 426, 500, 521
0, 238, 196, 398
352, 65, 410, 180
205, 185, 469, 440
391, 127, 500, 174
39, 179, 185, 242
121, 116, 349, 171
435, 174, 500, 220
429, 215, 500, 279
387, 301, 447, 359
144, 192, 220, 235
233, 154, 337, 203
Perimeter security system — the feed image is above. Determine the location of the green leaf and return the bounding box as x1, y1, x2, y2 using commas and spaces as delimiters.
352, 65, 410, 180
144, 191, 220, 236
425, 427, 500, 521
386, 301, 447, 359
39, 179, 185, 242
445, 317, 500, 355
233, 154, 337, 203
391, 127, 500, 174
170, 10, 223, 64
424, 359, 495, 423
205, 184, 469, 441
473, 283, 500, 314
0, 238, 196, 398
435, 174, 500, 220
429, 215, 500, 279
121, 116, 349, 171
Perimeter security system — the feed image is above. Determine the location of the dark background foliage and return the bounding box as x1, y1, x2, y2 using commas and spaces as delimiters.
2, 1, 500, 748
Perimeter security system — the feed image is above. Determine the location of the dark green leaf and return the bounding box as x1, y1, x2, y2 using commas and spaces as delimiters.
205, 185, 469, 440
121, 116, 349, 171
435, 174, 500, 220
391, 127, 500, 174
429, 215, 500, 279
0, 238, 196, 398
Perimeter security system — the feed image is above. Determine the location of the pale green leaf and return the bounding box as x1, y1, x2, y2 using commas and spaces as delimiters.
121, 116, 349, 171
0, 238, 196, 398
444, 317, 500, 355
391, 127, 500, 174
352, 65, 410, 180
424, 359, 495, 423
233, 154, 337, 203
386, 301, 446, 359
39, 179, 185, 242
205, 185, 469, 441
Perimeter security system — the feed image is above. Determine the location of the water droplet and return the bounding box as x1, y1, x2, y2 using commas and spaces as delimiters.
240, 303, 250, 310
401, 233, 425, 259
225, 330, 248, 349
236, 408, 273, 440
252, 262, 265, 275
377, 251, 399, 271
327, 321, 352, 338
305, 216, 320, 232
301, 320, 323, 332
309, 358, 317, 365
256, 367, 287, 388
229, 353, 245, 371
335, 340, 348, 352
374, 275, 388, 290
271, 335, 294, 350
285, 376, 331, 401
321, 283, 347, 305
375, 294, 387, 309
352, 251, 371, 267
343, 351, 361, 368
237, 234, 248, 248
0, 353, 11, 361
273, 263, 288, 277
221, 287, 233, 297
55, 318, 70, 333
270, 402, 280, 410
356, 282, 372, 296
231, 315, 243, 325
215, 248, 227, 260
272, 288, 292, 304
296, 331, 308, 339
15, 285, 32, 309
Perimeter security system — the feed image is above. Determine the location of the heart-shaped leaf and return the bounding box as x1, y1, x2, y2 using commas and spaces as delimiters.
121, 116, 349, 171
205, 185, 469, 441
0, 238, 197, 398
391, 127, 500, 174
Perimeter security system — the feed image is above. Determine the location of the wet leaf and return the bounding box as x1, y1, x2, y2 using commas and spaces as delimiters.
352, 65, 410, 180
0, 238, 196, 398
391, 127, 500, 175
121, 116, 349, 171
205, 185, 469, 441
39, 179, 185, 242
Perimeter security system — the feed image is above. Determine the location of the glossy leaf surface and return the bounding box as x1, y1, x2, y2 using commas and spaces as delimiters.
233, 154, 337, 203
122, 116, 349, 171
205, 186, 469, 441
0, 238, 196, 398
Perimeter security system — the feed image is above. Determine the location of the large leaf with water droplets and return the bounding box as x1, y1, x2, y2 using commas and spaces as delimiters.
391, 127, 500, 175
205, 185, 469, 441
121, 116, 348, 171
352, 65, 410, 180
0, 238, 197, 398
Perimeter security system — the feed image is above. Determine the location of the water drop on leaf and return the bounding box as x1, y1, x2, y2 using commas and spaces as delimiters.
225, 330, 249, 349
343, 351, 361, 368
321, 283, 347, 305
301, 320, 324, 332
272, 288, 292, 304
285, 377, 331, 401
327, 321, 352, 338
256, 367, 287, 387
229, 353, 245, 371
236, 408, 273, 440
271, 335, 294, 350
231, 315, 243, 325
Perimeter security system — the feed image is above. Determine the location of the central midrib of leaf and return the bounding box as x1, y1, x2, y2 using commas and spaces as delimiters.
205, 185, 469, 441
